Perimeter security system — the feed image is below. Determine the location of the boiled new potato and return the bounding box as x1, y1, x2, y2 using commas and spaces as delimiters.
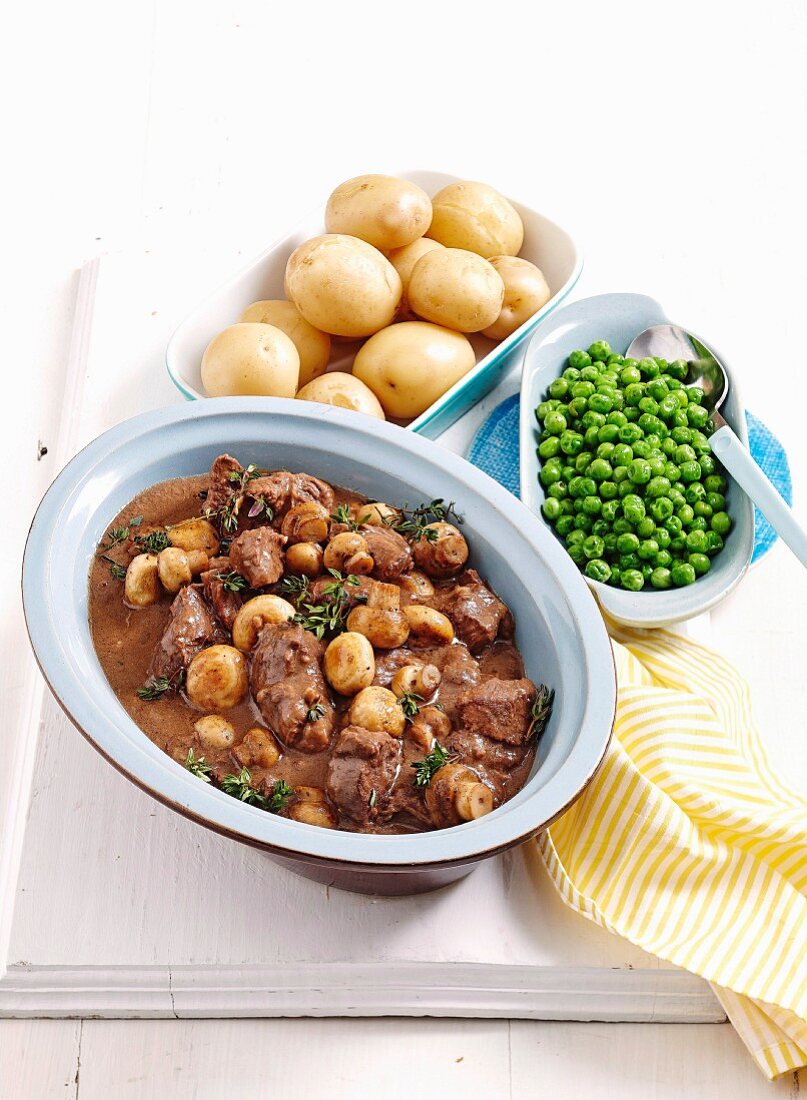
428, 181, 524, 258
352, 322, 475, 420
285, 234, 401, 338
296, 372, 385, 420
186, 645, 248, 710
201, 323, 300, 397
325, 174, 432, 251
482, 256, 552, 340
407, 248, 504, 333
388, 238, 444, 320
237, 300, 330, 386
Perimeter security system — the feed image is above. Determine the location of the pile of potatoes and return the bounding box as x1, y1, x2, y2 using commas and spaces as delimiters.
201, 174, 552, 422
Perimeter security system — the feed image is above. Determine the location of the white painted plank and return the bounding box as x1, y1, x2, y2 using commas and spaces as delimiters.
75, 1018, 511, 1100
0, 1020, 81, 1099
511, 1021, 803, 1098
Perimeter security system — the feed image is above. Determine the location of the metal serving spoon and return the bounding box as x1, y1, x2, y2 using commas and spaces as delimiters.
627, 324, 807, 567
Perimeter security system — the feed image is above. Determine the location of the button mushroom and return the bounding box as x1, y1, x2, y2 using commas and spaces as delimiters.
124, 553, 162, 608
193, 714, 236, 750
398, 570, 435, 602
349, 686, 406, 738
346, 581, 409, 649
323, 632, 375, 696
403, 604, 455, 645
232, 726, 282, 769
157, 547, 193, 594
168, 517, 221, 556
407, 704, 451, 752
425, 763, 494, 828
232, 594, 296, 652
412, 522, 469, 578
391, 663, 441, 700
281, 501, 331, 544
285, 541, 324, 577
186, 645, 249, 710
323, 531, 375, 575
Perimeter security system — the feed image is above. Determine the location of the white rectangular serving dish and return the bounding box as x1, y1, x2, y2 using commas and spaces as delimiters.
166, 170, 582, 439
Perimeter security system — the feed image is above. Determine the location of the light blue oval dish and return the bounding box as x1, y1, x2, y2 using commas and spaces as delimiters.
23, 398, 613, 895
166, 170, 582, 440
520, 293, 755, 628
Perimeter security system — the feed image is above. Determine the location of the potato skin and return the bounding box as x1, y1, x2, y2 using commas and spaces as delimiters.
482, 256, 551, 340
237, 299, 330, 386
201, 323, 300, 397
388, 238, 444, 320
296, 372, 385, 420
285, 234, 401, 338
428, 181, 524, 258
352, 321, 475, 420
407, 248, 504, 333
325, 174, 432, 251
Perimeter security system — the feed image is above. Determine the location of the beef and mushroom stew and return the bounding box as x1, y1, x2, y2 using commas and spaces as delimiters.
89, 455, 554, 835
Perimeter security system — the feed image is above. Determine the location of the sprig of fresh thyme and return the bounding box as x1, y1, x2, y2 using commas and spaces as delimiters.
293, 568, 363, 639
398, 691, 423, 720
217, 570, 248, 592
136, 669, 185, 700
185, 748, 213, 782
386, 499, 464, 542
411, 741, 454, 787
528, 685, 555, 739
102, 514, 143, 549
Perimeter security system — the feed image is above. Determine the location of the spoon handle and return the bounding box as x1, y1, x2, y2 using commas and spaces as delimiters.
709, 424, 807, 568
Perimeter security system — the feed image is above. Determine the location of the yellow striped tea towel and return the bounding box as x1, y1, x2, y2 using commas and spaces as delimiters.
538, 623, 807, 1079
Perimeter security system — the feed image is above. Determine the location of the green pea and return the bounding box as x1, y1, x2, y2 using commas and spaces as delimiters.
587, 340, 611, 361
538, 436, 561, 459
563, 366, 582, 382
588, 393, 613, 415
654, 527, 671, 550
542, 498, 562, 522
589, 458, 613, 481
584, 558, 612, 583
672, 409, 689, 428
650, 567, 673, 590
545, 411, 567, 435
632, 439, 651, 459
674, 444, 696, 465
706, 531, 724, 556
582, 495, 602, 516
671, 561, 697, 587
539, 464, 563, 488
636, 517, 656, 538
568, 396, 588, 419
685, 482, 707, 504
647, 377, 670, 401
574, 514, 593, 532
560, 430, 585, 456
660, 437, 676, 456
548, 378, 569, 399
596, 442, 616, 460
607, 565, 622, 586
547, 481, 569, 500
616, 532, 640, 554
618, 479, 635, 499
598, 423, 620, 444
706, 491, 726, 511
645, 433, 662, 449
628, 458, 652, 485
664, 515, 683, 536
691, 430, 711, 453
624, 383, 645, 406
679, 460, 702, 483
556, 515, 575, 537
669, 535, 687, 556
580, 364, 601, 383
665, 376, 682, 390
621, 568, 645, 591
584, 426, 600, 446
623, 495, 646, 524
613, 518, 633, 536
572, 381, 596, 400
620, 365, 641, 386
676, 503, 694, 525
638, 413, 667, 437
664, 462, 681, 481
686, 529, 709, 554
612, 444, 633, 466
574, 453, 593, 473
687, 404, 710, 429
638, 538, 659, 561
656, 549, 673, 568
711, 511, 732, 535
658, 395, 679, 420
583, 535, 604, 560
689, 552, 711, 576
560, 499, 575, 516
694, 501, 713, 519
568, 350, 592, 370
647, 455, 667, 476
698, 453, 716, 477
686, 386, 704, 405
613, 466, 629, 484
607, 352, 625, 365
567, 541, 586, 564
601, 499, 620, 521
648, 496, 674, 522
704, 474, 728, 494
562, 464, 576, 481
600, 481, 618, 501
624, 406, 640, 422
592, 519, 611, 538
566, 528, 585, 545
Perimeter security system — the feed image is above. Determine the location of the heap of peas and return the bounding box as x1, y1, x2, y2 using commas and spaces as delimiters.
536, 339, 732, 591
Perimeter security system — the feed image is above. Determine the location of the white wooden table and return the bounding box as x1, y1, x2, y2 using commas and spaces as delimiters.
3, 0, 806, 1094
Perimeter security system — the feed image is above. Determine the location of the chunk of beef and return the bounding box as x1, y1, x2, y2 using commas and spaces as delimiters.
204, 454, 243, 516
230, 527, 286, 588
201, 567, 242, 631
250, 622, 334, 752
434, 569, 510, 653
326, 725, 401, 826
307, 573, 373, 610
372, 647, 418, 688
454, 677, 537, 746
414, 642, 479, 716
247, 471, 335, 516
150, 586, 217, 680
361, 526, 413, 581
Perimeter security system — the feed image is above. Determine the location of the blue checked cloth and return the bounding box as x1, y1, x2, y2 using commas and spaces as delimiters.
469, 397, 791, 565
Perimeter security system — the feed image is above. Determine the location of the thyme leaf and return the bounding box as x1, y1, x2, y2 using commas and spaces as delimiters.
136, 670, 185, 700
217, 570, 248, 592
135, 529, 170, 554
306, 702, 326, 723
398, 691, 423, 720
100, 554, 127, 581
278, 573, 310, 602
185, 748, 213, 783
387, 499, 464, 542
220, 766, 269, 808
267, 779, 295, 814
528, 685, 555, 739
411, 741, 454, 787
293, 569, 360, 639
